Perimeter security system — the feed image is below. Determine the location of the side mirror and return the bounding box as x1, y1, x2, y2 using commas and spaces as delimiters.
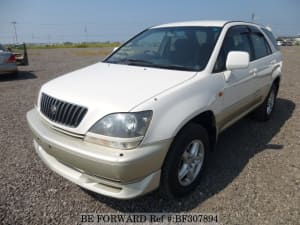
224, 51, 249, 81
226, 51, 249, 70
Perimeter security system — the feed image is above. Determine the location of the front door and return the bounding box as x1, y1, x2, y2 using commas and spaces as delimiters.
214, 26, 259, 131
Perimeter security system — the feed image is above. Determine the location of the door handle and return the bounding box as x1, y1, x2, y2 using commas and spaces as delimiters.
249, 68, 257, 75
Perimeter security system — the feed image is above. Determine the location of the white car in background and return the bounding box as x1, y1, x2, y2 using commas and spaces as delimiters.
0, 43, 18, 75
27, 20, 282, 199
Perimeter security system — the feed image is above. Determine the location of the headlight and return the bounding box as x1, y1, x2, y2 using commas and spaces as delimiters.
85, 111, 152, 149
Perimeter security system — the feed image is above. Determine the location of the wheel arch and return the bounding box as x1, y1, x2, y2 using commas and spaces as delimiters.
172, 110, 218, 152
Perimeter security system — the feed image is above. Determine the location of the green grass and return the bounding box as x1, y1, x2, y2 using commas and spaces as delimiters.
25, 42, 121, 49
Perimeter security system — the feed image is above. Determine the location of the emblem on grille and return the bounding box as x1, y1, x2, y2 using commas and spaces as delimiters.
50, 104, 58, 115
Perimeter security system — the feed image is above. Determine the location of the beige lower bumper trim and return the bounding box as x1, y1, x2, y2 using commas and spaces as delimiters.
34, 140, 161, 199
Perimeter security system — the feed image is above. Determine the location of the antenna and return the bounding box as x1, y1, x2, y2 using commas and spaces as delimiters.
84, 24, 88, 43
11, 21, 18, 43
251, 13, 255, 22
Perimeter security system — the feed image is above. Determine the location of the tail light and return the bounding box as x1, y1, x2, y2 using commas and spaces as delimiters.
7, 54, 16, 63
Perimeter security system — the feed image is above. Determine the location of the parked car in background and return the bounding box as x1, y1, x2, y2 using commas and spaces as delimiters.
277, 40, 283, 46
0, 43, 29, 76
285, 41, 294, 46
280, 40, 294, 46
7, 43, 29, 66
27, 20, 282, 199
0, 43, 18, 75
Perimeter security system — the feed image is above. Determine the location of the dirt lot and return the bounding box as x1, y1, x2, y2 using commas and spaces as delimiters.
0, 47, 299, 225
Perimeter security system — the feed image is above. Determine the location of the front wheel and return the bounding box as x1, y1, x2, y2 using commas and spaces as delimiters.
160, 123, 209, 198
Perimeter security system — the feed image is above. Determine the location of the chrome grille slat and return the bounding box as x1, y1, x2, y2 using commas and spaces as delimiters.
62, 104, 72, 124
69, 106, 80, 125
56, 101, 65, 122
40, 95, 44, 111
47, 95, 52, 116
50, 97, 56, 119
40, 93, 87, 127
74, 107, 86, 126
61, 103, 71, 124
54, 101, 62, 122
41, 95, 45, 113
46, 97, 51, 119
45, 95, 51, 116
66, 104, 75, 125
50, 99, 57, 120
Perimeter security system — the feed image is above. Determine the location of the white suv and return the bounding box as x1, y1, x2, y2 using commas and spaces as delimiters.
27, 21, 282, 199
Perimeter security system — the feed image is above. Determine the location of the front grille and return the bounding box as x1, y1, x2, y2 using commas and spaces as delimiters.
40, 93, 88, 128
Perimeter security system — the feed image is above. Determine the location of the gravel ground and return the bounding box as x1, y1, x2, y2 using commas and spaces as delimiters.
0, 47, 299, 225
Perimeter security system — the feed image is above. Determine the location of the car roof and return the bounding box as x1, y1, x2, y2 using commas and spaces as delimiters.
151, 20, 264, 29
152, 20, 229, 28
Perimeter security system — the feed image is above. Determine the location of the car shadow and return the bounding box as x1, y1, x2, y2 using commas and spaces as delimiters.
85, 98, 295, 212
0, 70, 37, 82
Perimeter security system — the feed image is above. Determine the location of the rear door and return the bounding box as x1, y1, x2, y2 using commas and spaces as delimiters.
248, 26, 276, 98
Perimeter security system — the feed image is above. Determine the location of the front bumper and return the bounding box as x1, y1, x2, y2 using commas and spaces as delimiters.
26, 108, 172, 199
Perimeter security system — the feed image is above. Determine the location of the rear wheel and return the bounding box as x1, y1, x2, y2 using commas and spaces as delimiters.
160, 123, 209, 198
253, 84, 278, 121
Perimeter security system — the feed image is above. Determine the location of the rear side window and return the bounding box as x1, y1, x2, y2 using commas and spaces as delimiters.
214, 26, 252, 73
249, 32, 272, 60
261, 28, 279, 51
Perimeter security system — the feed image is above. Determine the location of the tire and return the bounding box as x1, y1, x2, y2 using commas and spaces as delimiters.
160, 123, 209, 199
252, 84, 278, 121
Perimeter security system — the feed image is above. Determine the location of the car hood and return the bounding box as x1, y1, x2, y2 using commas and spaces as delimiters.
40, 62, 196, 133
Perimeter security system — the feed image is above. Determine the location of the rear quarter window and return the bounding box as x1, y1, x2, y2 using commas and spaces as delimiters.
261, 28, 280, 51
249, 32, 272, 60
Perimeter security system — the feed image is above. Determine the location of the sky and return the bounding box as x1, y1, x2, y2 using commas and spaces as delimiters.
0, 0, 299, 44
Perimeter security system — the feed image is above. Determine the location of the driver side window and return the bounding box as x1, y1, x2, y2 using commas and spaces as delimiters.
214, 26, 252, 73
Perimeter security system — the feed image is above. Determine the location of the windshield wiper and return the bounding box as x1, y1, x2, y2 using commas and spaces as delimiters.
108, 59, 196, 71
153, 64, 196, 71
110, 58, 154, 67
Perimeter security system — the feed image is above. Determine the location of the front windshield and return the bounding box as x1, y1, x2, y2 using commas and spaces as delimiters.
105, 26, 222, 71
